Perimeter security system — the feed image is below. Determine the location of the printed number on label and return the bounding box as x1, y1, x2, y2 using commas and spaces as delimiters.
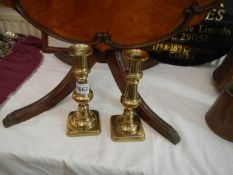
76, 83, 89, 95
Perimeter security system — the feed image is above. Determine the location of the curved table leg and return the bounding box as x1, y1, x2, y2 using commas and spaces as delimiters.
2, 56, 97, 128
2, 68, 76, 127
107, 51, 180, 144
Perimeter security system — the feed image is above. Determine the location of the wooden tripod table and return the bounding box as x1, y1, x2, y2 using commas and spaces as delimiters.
3, 0, 221, 144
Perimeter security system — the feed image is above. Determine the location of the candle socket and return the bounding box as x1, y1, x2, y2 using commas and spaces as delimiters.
111, 49, 148, 142
66, 44, 101, 136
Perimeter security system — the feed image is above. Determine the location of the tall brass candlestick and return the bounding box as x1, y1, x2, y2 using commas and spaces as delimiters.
111, 49, 148, 141
66, 44, 101, 136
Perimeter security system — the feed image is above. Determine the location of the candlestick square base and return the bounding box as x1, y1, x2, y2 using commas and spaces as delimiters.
110, 115, 145, 142
66, 110, 101, 136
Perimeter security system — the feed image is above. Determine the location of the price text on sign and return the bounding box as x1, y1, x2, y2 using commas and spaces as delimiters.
76, 83, 89, 95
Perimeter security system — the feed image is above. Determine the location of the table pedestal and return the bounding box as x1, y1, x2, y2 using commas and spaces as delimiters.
3, 50, 180, 144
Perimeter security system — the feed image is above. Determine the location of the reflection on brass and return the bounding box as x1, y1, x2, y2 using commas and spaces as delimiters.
111, 49, 148, 142
66, 44, 101, 136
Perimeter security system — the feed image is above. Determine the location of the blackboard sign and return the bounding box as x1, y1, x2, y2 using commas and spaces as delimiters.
147, 2, 233, 65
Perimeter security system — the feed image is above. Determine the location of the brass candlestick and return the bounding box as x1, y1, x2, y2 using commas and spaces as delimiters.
66, 44, 101, 136
111, 49, 148, 142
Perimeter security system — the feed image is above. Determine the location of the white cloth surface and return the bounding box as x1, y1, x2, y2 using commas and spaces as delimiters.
0, 53, 232, 175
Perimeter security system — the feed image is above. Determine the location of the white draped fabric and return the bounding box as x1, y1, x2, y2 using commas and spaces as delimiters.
0, 53, 232, 175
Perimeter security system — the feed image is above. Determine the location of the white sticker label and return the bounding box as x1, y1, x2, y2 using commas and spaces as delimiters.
76, 83, 89, 95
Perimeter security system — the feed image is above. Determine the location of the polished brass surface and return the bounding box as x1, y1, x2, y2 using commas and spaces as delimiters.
111, 49, 148, 142
66, 44, 101, 136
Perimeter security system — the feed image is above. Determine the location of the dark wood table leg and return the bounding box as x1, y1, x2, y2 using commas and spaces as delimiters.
2, 57, 97, 127
107, 51, 180, 144
2, 68, 75, 127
